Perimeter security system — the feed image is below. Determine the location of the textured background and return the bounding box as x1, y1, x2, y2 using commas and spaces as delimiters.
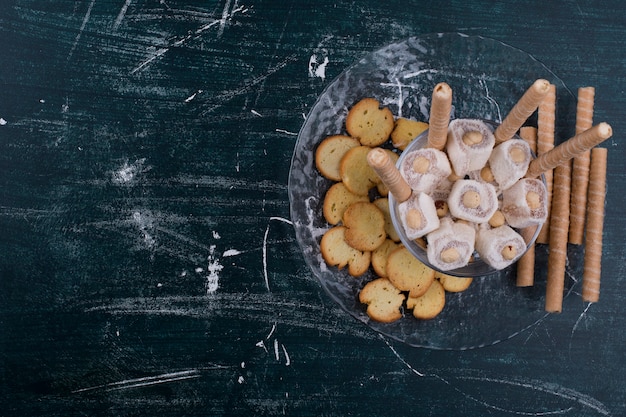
1, 1, 624, 416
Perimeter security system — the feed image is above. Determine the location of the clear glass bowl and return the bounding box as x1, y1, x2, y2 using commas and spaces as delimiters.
389, 120, 544, 277
288, 33, 579, 349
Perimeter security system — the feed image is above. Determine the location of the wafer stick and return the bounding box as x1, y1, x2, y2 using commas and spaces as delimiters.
535, 84, 556, 244
516, 225, 537, 287
582, 147, 607, 303
367, 148, 412, 203
569, 87, 596, 244
516, 126, 539, 286
427, 82, 452, 150
519, 126, 538, 154
525, 123, 612, 179
545, 161, 571, 313
494, 79, 551, 144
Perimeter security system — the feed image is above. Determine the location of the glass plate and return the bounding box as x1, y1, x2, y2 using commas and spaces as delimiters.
288, 33, 579, 349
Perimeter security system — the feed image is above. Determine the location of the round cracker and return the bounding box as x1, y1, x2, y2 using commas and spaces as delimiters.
342, 202, 386, 252
407, 279, 446, 320
339, 146, 382, 196
315, 135, 360, 181
386, 246, 436, 298
320, 226, 371, 277
359, 277, 405, 323
323, 182, 369, 225
346, 98, 394, 147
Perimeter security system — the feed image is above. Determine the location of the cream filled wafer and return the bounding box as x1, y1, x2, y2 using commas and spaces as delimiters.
426, 217, 476, 271
582, 147, 607, 303
399, 147, 452, 195
446, 119, 495, 177
488, 139, 532, 191
569, 86, 596, 245
476, 225, 526, 270
501, 178, 548, 229
427, 82, 452, 150
525, 123, 612, 179
367, 147, 412, 203
397, 192, 440, 240
447, 179, 498, 224
494, 79, 551, 144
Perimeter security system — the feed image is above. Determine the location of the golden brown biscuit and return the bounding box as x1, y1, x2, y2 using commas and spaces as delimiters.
345, 98, 394, 147
359, 277, 405, 323
315, 135, 360, 181
371, 239, 402, 278
386, 246, 435, 298
407, 279, 446, 320
339, 146, 382, 196
320, 226, 371, 277
435, 271, 473, 292
342, 202, 386, 252
372, 197, 400, 242
323, 182, 369, 225
391, 118, 429, 150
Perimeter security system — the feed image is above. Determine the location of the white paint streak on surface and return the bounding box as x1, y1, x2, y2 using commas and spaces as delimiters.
262, 217, 293, 291
184, 90, 203, 102
0, 118, 7, 125
205, 245, 223, 294
113, 0, 133, 31
111, 158, 149, 185
67, 0, 96, 61
223, 249, 241, 257
308, 53, 329, 80
275, 129, 298, 136
281, 344, 291, 366
72, 369, 202, 393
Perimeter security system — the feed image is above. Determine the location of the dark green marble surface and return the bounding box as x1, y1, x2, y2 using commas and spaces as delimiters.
1, 1, 624, 416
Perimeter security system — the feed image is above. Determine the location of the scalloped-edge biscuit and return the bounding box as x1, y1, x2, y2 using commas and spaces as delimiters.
339, 145, 382, 196
372, 197, 400, 242
323, 182, 369, 225
320, 226, 371, 277
371, 239, 402, 278
407, 278, 446, 320
391, 118, 429, 150
359, 277, 405, 323
342, 202, 386, 252
345, 98, 394, 147
315, 135, 360, 181
435, 271, 473, 293
386, 246, 436, 298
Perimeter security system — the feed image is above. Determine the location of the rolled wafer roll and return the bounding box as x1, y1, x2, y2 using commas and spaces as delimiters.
427, 82, 452, 150
582, 147, 607, 303
545, 161, 571, 313
569, 87, 596, 245
535, 84, 556, 244
516, 126, 538, 287
525, 123, 612, 179
519, 126, 538, 154
494, 79, 551, 144
367, 148, 412, 203
516, 225, 538, 287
